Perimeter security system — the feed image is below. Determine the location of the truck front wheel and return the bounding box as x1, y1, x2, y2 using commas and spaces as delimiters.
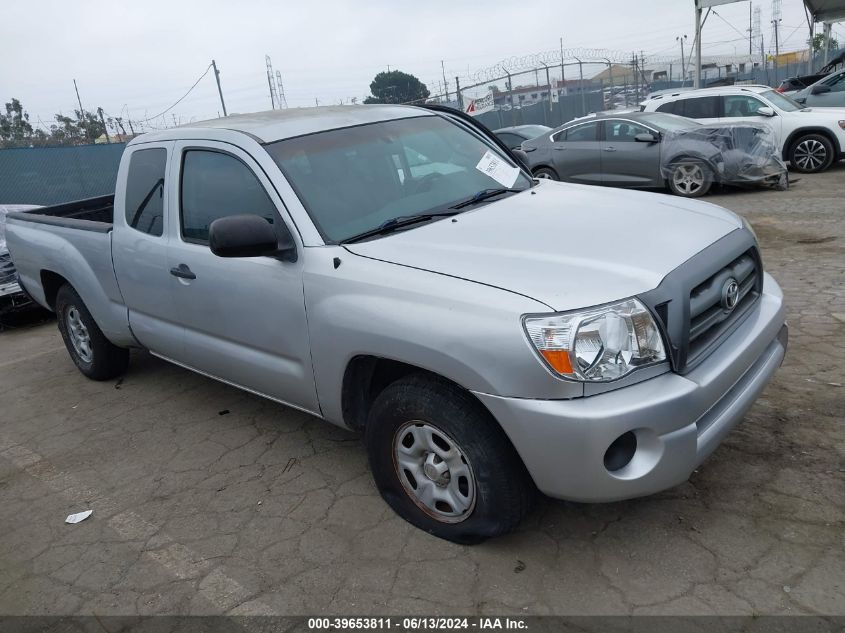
365, 373, 534, 544
56, 284, 129, 381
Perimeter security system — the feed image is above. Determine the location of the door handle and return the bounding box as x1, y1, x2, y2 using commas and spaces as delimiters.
553, 146, 567, 151
170, 264, 196, 280
603, 146, 617, 152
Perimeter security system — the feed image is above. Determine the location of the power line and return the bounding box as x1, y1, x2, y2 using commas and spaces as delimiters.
136, 63, 213, 123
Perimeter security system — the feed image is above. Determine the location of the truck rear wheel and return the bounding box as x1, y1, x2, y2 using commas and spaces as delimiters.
56, 284, 129, 381
365, 373, 534, 544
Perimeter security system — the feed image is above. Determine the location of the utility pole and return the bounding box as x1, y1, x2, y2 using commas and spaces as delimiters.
748, 2, 753, 55
127, 119, 135, 136
772, 18, 781, 59
694, 4, 703, 88
441, 60, 449, 101
677, 35, 688, 84
455, 76, 463, 110
97, 107, 110, 143
73, 79, 89, 142
211, 59, 228, 117
560, 37, 566, 91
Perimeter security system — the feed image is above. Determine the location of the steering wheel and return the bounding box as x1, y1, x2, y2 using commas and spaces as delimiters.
408, 172, 447, 194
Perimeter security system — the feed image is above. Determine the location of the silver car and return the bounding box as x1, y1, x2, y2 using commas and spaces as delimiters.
5, 105, 787, 543
793, 69, 845, 108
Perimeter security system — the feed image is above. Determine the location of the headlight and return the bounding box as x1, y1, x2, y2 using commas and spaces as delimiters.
838, 120, 845, 130
524, 298, 666, 382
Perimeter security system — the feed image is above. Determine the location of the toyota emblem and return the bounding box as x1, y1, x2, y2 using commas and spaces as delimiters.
721, 278, 740, 311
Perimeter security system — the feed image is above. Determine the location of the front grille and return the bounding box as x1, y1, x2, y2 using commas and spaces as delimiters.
687, 250, 761, 364
0, 252, 16, 286
638, 229, 762, 374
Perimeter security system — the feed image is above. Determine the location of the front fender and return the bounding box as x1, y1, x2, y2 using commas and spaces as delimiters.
303, 247, 584, 426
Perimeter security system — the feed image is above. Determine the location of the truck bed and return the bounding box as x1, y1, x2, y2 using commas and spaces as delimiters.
7, 194, 114, 232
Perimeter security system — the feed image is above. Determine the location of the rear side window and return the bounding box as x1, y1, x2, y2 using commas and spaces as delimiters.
559, 122, 598, 142
180, 150, 278, 243
655, 101, 677, 114
125, 148, 166, 237
678, 96, 720, 118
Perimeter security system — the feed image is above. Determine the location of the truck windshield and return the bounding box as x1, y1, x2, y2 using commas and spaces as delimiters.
265, 115, 532, 243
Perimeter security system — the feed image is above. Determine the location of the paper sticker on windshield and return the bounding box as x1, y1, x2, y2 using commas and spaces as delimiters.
476, 151, 519, 188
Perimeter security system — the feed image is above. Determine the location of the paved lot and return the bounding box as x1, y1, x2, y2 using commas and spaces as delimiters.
1, 165, 843, 617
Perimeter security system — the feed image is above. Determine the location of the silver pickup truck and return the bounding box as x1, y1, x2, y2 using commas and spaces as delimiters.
5, 105, 787, 543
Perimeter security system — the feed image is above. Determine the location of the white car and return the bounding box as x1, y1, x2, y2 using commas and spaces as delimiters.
640, 85, 845, 173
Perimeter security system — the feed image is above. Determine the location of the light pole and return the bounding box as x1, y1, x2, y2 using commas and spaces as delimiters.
676, 35, 688, 83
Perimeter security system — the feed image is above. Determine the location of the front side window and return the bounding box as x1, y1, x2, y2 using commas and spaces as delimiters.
603, 121, 651, 142
180, 150, 278, 243
125, 148, 166, 236
265, 115, 531, 243
679, 96, 720, 118
723, 95, 766, 117
825, 72, 845, 92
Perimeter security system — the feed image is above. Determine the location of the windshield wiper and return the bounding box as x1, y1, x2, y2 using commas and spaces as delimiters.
449, 187, 524, 210
340, 211, 460, 244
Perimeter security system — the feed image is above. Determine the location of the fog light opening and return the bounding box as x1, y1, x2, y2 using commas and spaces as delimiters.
604, 431, 637, 472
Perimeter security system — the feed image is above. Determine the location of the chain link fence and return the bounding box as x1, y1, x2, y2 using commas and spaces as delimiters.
0, 143, 125, 205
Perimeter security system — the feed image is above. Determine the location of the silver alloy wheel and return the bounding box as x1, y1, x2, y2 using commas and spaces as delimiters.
672, 163, 705, 195
793, 139, 827, 171
535, 171, 554, 180
66, 305, 93, 363
392, 421, 477, 523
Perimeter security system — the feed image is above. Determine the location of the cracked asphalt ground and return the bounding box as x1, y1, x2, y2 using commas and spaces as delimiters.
1, 165, 843, 617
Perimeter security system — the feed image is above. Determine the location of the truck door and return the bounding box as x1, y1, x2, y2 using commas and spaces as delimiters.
112, 142, 185, 358
166, 141, 320, 415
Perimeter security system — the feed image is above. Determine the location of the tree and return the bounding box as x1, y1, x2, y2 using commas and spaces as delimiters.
809, 33, 839, 54
364, 70, 429, 105
0, 98, 34, 148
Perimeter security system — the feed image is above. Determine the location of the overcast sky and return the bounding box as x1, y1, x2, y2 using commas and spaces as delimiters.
2, 0, 835, 130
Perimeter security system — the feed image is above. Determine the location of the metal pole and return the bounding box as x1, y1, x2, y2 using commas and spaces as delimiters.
823, 22, 832, 66
542, 64, 552, 113
505, 69, 514, 125
576, 58, 585, 115
455, 76, 463, 110
441, 61, 449, 101
694, 5, 702, 88
212, 59, 228, 117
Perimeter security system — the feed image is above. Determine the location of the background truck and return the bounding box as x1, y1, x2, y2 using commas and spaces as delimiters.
5, 105, 787, 543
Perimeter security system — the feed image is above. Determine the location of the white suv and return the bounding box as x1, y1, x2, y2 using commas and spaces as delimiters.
641, 85, 845, 173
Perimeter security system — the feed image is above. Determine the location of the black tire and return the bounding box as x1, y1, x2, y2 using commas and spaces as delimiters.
55, 284, 129, 381
365, 373, 534, 544
533, 167, 559, 181
788, 134, 834, 173
666, 159, 713, 198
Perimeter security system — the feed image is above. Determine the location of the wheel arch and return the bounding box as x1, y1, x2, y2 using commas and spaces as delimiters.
782, 127, 841, 160
40, 269, 71, 310
341, 355, 498, 432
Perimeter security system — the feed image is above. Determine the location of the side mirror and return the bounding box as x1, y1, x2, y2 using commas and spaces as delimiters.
511, 148, 532, 172
811, 84, 832, 95
756, 106, 775, 117
209, 214, 294, 259
634, 133, 658, 143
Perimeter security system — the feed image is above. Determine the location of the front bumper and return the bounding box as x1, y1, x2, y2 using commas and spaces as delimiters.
474, 273, 787, 502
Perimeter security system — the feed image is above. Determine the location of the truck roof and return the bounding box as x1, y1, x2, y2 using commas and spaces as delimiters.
132, 105, 432, 145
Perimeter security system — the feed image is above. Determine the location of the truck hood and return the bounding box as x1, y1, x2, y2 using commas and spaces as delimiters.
343, 181, 742, 311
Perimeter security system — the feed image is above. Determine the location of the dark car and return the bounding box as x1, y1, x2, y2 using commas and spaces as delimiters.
0, 205, 38, 317
521, 112, 785, 198
777, 74, 829, 95
492, 125, 552, 150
